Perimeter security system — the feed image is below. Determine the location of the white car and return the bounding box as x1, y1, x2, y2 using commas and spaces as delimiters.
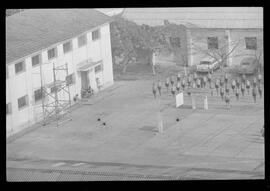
196, 59, 221, 73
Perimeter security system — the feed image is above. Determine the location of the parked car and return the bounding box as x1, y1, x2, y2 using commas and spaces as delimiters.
196, 59, 220, 73
236, 60, 258, 75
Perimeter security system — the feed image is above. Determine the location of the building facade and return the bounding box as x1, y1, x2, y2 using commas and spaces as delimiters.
6, 9, 114, 137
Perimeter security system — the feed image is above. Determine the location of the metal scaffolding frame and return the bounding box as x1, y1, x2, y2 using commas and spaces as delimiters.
39, 62, 72, 127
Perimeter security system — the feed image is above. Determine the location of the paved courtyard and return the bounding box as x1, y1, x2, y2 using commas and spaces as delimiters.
7, 68, 264, 180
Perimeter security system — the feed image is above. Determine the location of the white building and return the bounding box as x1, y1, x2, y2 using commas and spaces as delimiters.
6, 9, 114, 137
120, 7, 263, 67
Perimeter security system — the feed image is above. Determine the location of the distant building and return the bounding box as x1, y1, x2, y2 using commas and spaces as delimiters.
120, 7, 263, 67
6, 9, 114, 136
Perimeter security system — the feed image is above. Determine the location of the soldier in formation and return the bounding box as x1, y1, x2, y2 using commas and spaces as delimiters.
231, 79, 236, 93
258, 83, 263, 99
176, 81, 181, 92
225, 84, 230, 95
165, 77, 170, 92
252, 86, 257, 103
220, 86, 225, 101
224, 73, 229, 85
215, 79, 220, 94
207, 72, 212, 87
236, 77, 240, 89
157, 81, 162, 96
246, 80, 251, 95
177, 73, 181, 83
196, 78, 201, 88
171, 85, 176, 96
152, 82, 157, 99
170, 76, 174, 86
225, 93, 230, 108
235, 88, 240, 101
181, 78, 186, 90
241, 83, 245, 97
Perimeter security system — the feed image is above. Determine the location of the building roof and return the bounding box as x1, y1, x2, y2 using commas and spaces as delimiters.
95, 8, 124, 16
122, 7, 263, 29
6, 9, 112, 64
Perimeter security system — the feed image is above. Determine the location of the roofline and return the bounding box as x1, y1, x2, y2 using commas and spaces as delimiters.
6, 22, 111, 65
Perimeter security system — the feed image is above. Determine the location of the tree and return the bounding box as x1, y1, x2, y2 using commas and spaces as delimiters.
110, 16, 171, 74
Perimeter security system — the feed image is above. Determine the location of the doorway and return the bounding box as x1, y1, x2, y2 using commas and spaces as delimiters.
81, 71, 89, 90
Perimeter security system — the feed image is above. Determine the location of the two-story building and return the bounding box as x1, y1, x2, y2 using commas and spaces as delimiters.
6, 9, 114, 137
119, 7, 263, 67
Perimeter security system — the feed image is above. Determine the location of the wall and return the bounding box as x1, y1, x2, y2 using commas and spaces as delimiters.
6, 23, 114, 137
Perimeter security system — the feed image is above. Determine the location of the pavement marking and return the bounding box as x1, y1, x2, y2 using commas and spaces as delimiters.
52, 162, 66, 167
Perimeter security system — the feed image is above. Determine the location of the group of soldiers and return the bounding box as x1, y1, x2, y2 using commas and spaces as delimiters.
152, 72, 263, 105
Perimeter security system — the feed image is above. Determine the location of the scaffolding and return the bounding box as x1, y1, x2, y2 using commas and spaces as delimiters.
39, 62, 72, 127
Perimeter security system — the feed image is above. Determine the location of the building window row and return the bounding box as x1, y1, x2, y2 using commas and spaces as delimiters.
18, 95, 29, 110
12, 28, 101, 75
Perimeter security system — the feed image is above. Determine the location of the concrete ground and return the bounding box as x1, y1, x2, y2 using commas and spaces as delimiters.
7, 65, 264, 181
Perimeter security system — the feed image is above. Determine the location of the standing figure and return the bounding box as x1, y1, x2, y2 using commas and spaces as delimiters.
152, 83, 157, 99
177, 73, 181, 83
225, 84, 230, 95
181, 78, 186, 90
225, 93, 230, 108
193, 72, 197, 81
241, 83, 245, 97
203, 76, 207, 88
253, 77, 257, 88
207, 72, 212, 86
246, 80, 251, 94
224, 73, 228, 85
252, 87, 257, 103
215, 79, 219, 94
220, 77, 224, 87
236, 77, 240, 89
157, 81, 162, 96
176, 82, 181, 92
242, 74, 246, 84
192, 81, 196, 89
171, 85, 176, 96
170, 76, 174, 86
187, 75, 192, 87
196, 78, 201, 88
209, 82, 214, 96
258, 83, 263, 99
231, 79, 236, 93
235, 88, 240, 101
165, 77, 170, 92
220, 87, 225, 100
258, 73, 262, 84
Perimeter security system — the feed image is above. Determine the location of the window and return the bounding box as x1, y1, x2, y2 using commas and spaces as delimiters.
78, 34, 87, 47
207, 37, 219, 49
169, 37, 181, 47
66, 73, 75, 86
15, 61, 25, 74
92, 29, 100, 41
6, 103, 12, 115
34, 88, 44, 102
32, 54, 41, 67
95, 64, 102, 73
63, 41, 73, 54
245, 37, 257, 50
18, 95, 28, 109
47, 47, 57, 60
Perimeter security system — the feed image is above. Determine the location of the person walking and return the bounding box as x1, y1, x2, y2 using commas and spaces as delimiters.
246, 80, 251, 95
220, 86, 225, 101
157, 81, 162, 96
231, 79, 236, 93
235, 87, 240, 101
152, 82, 157, 99
215, 79, 219, 94
241, 82, 245, 97
165, 77, 170, 92
258, 83, 263, 99
252, 86, 257, 103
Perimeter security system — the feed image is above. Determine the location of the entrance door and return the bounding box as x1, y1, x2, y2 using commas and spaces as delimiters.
81, 71, 89, 89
